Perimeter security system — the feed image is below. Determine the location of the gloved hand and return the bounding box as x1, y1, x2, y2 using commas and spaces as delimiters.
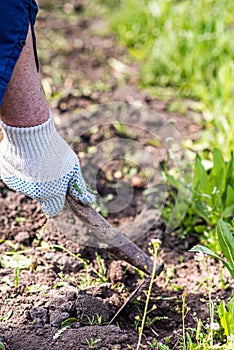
0, 111, 95, 217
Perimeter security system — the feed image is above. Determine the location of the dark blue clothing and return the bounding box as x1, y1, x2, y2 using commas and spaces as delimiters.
0, 0, 38, 106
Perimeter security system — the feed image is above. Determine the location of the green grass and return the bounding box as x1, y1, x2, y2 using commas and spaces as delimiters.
98, 0, 234, 156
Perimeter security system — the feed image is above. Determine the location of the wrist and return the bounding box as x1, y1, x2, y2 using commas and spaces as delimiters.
0, 109, 50, 127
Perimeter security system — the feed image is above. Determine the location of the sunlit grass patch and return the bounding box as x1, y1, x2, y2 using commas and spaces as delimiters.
100, 0, 234, 155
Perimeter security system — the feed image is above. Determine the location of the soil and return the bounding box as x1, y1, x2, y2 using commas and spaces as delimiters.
0, 1, 233, 349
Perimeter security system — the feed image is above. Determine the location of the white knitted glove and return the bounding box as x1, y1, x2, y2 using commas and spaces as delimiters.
0, 112, 95, 217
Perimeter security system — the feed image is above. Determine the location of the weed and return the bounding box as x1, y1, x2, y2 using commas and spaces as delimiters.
13, 267, 20, 289
0, 310, 13, 322
93, 252, 108, 282
26, 284, 49, 294
156, 342, 171, 350
86, 314, 104, 326
101, 0, 234, 155
184, 238, 234, 349
191, 219, 234, 345
163, 149, 234, 253
0, 252, 31, 269
136, 238, 161, 350
150, 338, 157, 349
0, 250, 32, 290
191, 220, 234, 279
53, 318, 77, 340
85, 337, 101, 349
218, 299, 234, 339
181, 293, 190, 350
50, 244, 109, 289
0, 342, 5, 350
50, 244, 88, 269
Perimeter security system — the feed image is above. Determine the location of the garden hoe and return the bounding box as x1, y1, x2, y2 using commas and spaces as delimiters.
66, 193, 164, 322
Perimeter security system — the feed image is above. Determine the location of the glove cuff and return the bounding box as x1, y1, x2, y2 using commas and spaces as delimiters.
0, 110, 60, 181
0, 110, 55, 146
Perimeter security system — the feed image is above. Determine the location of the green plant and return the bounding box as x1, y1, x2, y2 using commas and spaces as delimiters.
150, 338, 157, 349
0, 250, 33, 290
136, 239, 161, 350
0, 310, 13, 322
190, 220, 234, 279
14, 267, 20, 288
86, 337, 102, 349
191, 220, 234, 346
156, 342, 171, 350
101, 0, 234, 156
53, 318, 77, 340
218, 298, 234, 338
50, 244, 89, 269
164, 149, 234, 253
0, 342, 6, 350
192, 150, 234, 228
86, 314, 104, 326
93, 252, 108, 282
179, 298, 221, 349
0, 252, 32, 269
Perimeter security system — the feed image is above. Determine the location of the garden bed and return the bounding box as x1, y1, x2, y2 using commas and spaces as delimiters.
0, 1, 233, 349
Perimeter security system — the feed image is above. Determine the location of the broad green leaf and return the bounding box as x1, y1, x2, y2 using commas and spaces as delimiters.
227, 295, 234, 325
218, 300, 232, 336
217, 220, 234, 271
61, 317, 77, 327
193, 155, 209, 195
191, 199, 211, 224
225, 151, 234, 184
222, 203, 234, 218
225, 185, 234, 210
52, 318, 77, 341
212, 148, 226, 194
190, 245, 221, 260
190, 245, 232, 273
0, 342, 6, 350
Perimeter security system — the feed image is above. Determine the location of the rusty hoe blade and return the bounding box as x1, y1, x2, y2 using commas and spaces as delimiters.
66, 194, 164, 277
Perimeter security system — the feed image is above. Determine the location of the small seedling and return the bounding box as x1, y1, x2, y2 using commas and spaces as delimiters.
136, 239, 161, 350
0, 342, 6, 350
0, 310, 13, 322
53, 318, 77, 340
85, 337, 101, 349
86, 314, 103, 326
14, 267, 20, 288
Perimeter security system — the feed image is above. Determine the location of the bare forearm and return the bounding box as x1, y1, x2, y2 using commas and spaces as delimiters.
0, 26, 49, 127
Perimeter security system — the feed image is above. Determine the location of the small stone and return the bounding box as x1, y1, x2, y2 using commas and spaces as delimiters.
15, 231, 30, 245
67, 291, 77, 301
35, 328, 44, 336
59, 301, 75, 314
24, 310, 31, 320
49, 311, 70, 327
71, 321, 81, 329
30, 307, 48, 324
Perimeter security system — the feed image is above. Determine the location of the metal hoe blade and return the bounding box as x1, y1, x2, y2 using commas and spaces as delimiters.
66, 194, 163, 276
